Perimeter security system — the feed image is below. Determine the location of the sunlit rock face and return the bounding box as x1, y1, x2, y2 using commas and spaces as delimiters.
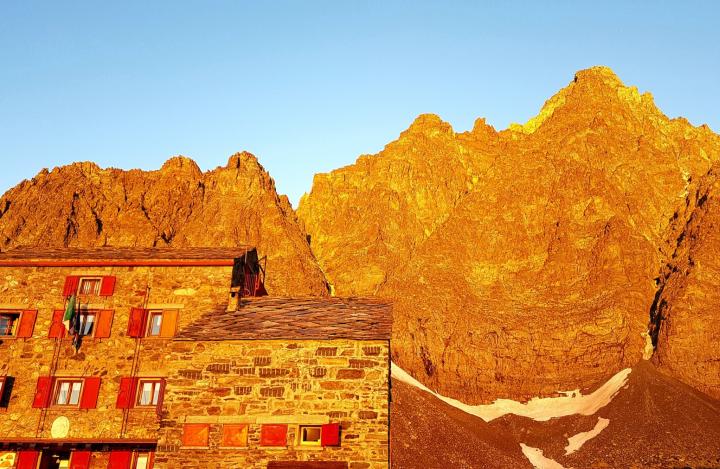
652, 166, 720, 400
299, 66, 720, 402
0, 153, 328, 296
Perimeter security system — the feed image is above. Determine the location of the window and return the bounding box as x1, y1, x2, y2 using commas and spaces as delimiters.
137, 380, 162, 407
221, 424, 248, 447
299, 425, 322, 446
77, 277, 101, 296
78, 277, 101, 295
147, 311, 163, 336
133, 452, 153, 469
0, 376, 12, 408
0, 312, 20, 336
54, 379, 83, 406
77, 311, 96, 336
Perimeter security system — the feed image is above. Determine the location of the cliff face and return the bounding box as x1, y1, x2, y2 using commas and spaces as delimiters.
0, 153, 328, 296
651, 165, 720, 400
299, 67, 720, 402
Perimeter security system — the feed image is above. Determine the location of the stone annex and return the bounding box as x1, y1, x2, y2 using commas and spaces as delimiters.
0, 247, 392, 469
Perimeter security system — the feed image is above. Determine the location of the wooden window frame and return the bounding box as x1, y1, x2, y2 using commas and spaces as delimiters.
0, 377, 5, 398
77, 276, 103, 296
75, 309, 97, 338
132, 451, 154, 469
0, 311, 21, 337
146, 311, 164, 337
142, 309, 178, 339
298, 425, 322, 446
136, 379, 162, 407
53, 379, 84, 407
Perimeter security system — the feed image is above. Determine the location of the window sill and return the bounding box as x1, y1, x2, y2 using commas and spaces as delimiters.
294, 445, 324, 451
259, 446, 288, 450
179, 446, 210, 450
218, 446, 249, 450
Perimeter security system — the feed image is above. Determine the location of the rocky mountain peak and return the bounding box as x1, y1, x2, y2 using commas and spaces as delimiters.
0, 157, 328, 296
298, 66, 720, 402
401, 113, 455, 139
160, 156, 202, 176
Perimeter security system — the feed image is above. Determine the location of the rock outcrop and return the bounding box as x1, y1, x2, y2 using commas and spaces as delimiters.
0, 153, 328, 296
651, 165, 720, 399
299, 66, 720, 402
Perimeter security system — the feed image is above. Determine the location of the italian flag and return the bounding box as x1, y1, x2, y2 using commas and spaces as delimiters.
63, 294, 76, 332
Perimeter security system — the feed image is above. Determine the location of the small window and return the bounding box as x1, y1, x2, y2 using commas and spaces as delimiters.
146, 311, 163, 336
78, 277, 101, 296
299, 425, 322, 446
0, 312, 20, 337
137, 380, 162, 407
133, 452, 153, 469
54, 379, 83, 406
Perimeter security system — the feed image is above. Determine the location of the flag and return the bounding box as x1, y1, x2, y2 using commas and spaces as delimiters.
62, 294, 76, 332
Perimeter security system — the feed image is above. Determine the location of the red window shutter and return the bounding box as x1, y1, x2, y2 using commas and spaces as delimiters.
155, 378, 166, 416
32, 377, 53, 408
69, 451, 92, 469
260, 424, 288, 446
15, 450, 40, 469
159, 309, 179, 338
63, 276, 80, 297
127, 308, 147, 338
321, 423, 341, 446
80, 377, 101, 409
94, 309, 114, 338
107, 451, 132, 469
182, 423, 210, 447
16, 310, 37, 338
116, 377, 138, 409
49, 309, 67, 338
100, 276, 116, 296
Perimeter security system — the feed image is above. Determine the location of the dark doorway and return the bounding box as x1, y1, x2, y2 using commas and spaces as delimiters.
39, 450, 70, 469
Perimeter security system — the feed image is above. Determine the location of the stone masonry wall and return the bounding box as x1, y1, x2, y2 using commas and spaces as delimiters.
141, 339, 389, 469
0, 264, 231, 440
0, 265, 391, 468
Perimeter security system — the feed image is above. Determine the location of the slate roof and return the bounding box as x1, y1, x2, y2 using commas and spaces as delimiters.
177, 297, 392, 341
0, 246, 254, 264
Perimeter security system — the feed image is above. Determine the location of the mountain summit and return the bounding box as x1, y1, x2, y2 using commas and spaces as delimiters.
0, 153, 328, 296
298, 66, 720, 402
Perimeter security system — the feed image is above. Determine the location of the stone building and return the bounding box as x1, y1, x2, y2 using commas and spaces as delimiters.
0, 247, 391, 469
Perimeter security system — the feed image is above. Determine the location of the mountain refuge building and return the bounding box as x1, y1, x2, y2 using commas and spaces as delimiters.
0, 247, 391, 469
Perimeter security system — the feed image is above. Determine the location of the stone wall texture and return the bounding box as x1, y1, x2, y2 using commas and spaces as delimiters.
0, 264, 389, 468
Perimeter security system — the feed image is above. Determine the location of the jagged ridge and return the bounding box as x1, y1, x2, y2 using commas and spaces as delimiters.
298, 66, 720, 402
0, 153, 329, 296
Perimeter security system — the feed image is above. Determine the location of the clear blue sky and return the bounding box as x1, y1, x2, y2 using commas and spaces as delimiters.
1, 1, 718, 205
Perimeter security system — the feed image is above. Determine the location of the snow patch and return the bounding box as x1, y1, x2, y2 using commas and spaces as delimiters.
565, 417, 610, 455
391, 362, 631, 422
520, 443, 570, 469
642, 329, 654, 360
